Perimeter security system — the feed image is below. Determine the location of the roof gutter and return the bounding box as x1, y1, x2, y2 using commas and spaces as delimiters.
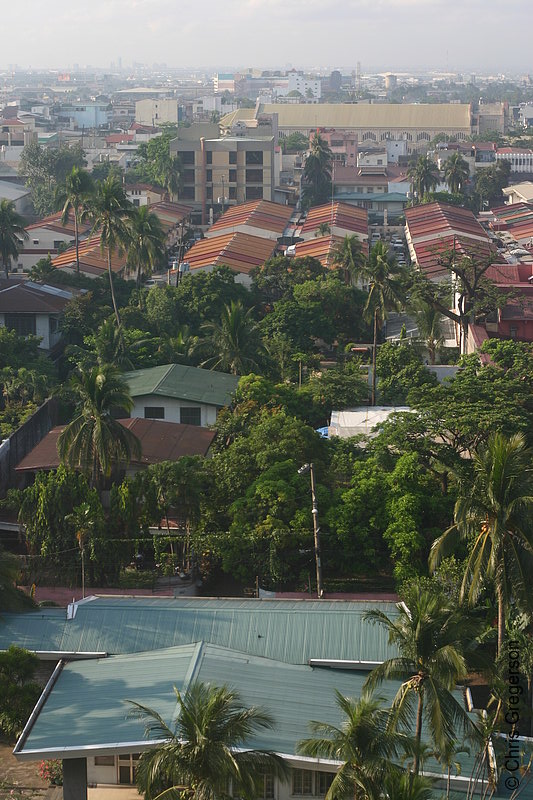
13, 658, 65, 759
308, 659, 382, 670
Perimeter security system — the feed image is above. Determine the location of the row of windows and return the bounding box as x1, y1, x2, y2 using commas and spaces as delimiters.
144, 407, 202, 426
93, 758, 334, 798
184, 169, 264, 185
180, 151, 264, 166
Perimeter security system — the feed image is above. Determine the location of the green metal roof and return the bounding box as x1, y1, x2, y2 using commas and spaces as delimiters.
123, 364, 240, 407
0, 597, 399, 665
18, 640, 522, 800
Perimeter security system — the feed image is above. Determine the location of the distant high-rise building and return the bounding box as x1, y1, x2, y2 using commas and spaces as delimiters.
385, 73, 397, 90
329, 70, 342, 92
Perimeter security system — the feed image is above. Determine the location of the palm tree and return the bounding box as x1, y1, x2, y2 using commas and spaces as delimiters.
331, 234, 366, 286
384, 771, 434, 800
128, 205, 166, 287
302, 134, 333, 209
411, 300, 444, 365
57, 364, 140, 488
128, 681, 288, 800
0, 199, 27, 279
407, 156, 440, 203
56, 166, 94, 273
199, 300, 263, 375
65, 501, 98, 599
315, 222, 331, 238
430, 432, 533, 656
91, 318, 134, 370
443, 154, 470, 195
360, 242, 405, 405
87, 176, 132, 326
364, 588, 478, 775
298, 689, 413, 800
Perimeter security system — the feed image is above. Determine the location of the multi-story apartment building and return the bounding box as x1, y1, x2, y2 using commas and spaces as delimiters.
170, 125, 276, 224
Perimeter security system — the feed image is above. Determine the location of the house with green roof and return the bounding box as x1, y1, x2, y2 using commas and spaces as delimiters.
123, 364, 240, 427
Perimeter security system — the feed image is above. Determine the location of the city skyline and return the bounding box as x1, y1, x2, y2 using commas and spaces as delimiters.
2, 0, 531, 74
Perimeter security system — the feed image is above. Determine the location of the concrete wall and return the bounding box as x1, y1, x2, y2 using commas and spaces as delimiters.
131, 395, 218, 427
0, 397, 57, 497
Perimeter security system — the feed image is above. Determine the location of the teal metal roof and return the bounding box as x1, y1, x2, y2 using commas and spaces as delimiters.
0, 597, 399, 665
123, 364, 240, 407
19, 640, 525, 800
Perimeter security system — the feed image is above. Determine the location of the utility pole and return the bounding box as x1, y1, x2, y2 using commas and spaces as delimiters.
298, 463, 324, 598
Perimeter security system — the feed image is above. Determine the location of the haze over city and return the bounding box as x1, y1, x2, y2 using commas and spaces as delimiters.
2, 0, 532, 72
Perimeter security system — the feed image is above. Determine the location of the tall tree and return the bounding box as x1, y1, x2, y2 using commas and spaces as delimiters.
0, 199, 27, 279
129, 681, 288, 800
360, 242, 405, 405
127, 205, 166, 287
199, 300, 264, 375
56, 166, 94, 274
301, 134, 333, 209
87, 176, 132, 326
430, 432, 533, 656
364, 587, 478, 775
298, 689, 413, 800
331, 235, 366, 286
57, 364, 140, 488
443, 154, 469, 195
408, 156, 440, 203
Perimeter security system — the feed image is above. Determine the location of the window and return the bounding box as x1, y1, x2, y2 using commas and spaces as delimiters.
229, 169, 237, 183
206, 186, 213, 200
229, 186, 237, 200
181, 151, 195, 165
259, 775, 275, 800
206, 151, 213, 164
246, 186, 263, 200
32, 239, 39, 245
180, 407, 201, 426
316, 773, 335, 796
206, 170, 212, 182
292, 769, 313, 796
94, 755, 115, 767
118, 753, 141, 784
229, 151, 237, 164
144, 407, 165, 419
181, 186, 195, 200
49, 316, 59, 335
246, 169, 263, 183
133, 198, 140, 207
182, 169, 195, 184
5, 314, 36, 337
246, 150, 263, 165
53, 240, 63, 249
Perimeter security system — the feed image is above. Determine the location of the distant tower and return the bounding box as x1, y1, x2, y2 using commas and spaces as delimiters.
385, 73, 397, 90
329, 70, 342, 92
356, 62, 362, 94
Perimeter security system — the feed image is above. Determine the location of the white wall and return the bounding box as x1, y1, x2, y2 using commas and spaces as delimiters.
17, 227, 76, 272
0, 312, 59, 350
131, 395, 218, 427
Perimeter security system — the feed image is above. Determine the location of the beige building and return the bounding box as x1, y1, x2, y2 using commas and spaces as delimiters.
170, 124, 275, 224
221, 103, 474, 154
135, 98, 178, 126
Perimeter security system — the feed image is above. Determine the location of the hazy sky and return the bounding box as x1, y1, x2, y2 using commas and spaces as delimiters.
4, 0, 531, 73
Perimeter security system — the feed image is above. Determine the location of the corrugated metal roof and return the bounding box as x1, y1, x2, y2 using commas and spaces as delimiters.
225, 104, 472, 132
123, 364, 240, 407
1, 597, 399, 664
300, 203, 368, 239
185, 232, 276, 275
17, 640, 491, 791
207, 200, 293, 238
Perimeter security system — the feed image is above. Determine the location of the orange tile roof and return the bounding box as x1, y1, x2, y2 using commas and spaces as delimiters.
185, 232, 276, 275
300, 202, 368, 238
292, 235, 345, 268
151, 201, 192, 232
26, 211, 92, 237
208, 200, 293, 237
52, 235, 128, 275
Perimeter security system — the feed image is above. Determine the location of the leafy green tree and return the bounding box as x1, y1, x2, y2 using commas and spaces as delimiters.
361, 242, 406, 405
473, 160, 511, 208
58, 365, 140, 488
56, 166, 94, 273
0, 647, 41, 740
87, 176, 133, 325
443, 154, 470, 195
384, 772, 434, 800
0, 547, 35, 613
129, 681, 288, 800
0, 199, 27, 279
411, 301, 444, 365
365, 586, 479, 774
298, 689, 413, 800
130, 134, 182, 198
19, 142, 86, 216
251, 256, 326, 306
301, 133, 333, 209
430, 432, 533, 655
376, 342, 437, 405
28, 255, 57, 283
281, 132, 310, 153
302, 364, 368, 419
198, 300, 264, 375
407, 155, 440, 202
331, 235, 366, 286
127, 205, 166, 287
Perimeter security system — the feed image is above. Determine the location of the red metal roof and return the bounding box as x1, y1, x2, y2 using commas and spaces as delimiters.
15, 419, 215, 472
300, 202, 368, 238
208, 200, 293, 237
185, 232, 276, 275
0, 280, 72, 314
51, 235, 128, 274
